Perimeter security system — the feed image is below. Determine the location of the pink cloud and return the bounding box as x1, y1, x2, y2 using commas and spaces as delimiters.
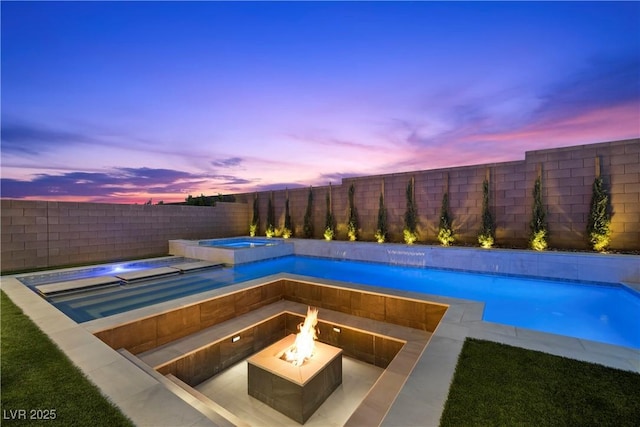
467, 102, 639, 148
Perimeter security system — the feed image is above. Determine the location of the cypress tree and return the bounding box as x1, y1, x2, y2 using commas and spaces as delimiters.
302, 187, 314, 238
437, 192, 455, 246
250, 193, 259, 236
587, 176, 611, 251
403, 178, 418, 244
283, 193, 293, 238
347, 183, 359, 241
478, 179, 495, 248
265, 192, 275, 238
324, 187, 335, 240
374, 192, 387, 243
529, 177, 547, 251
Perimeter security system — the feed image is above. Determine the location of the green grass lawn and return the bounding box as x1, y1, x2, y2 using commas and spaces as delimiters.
441, 338, 640, 427
0, 290, 134, 426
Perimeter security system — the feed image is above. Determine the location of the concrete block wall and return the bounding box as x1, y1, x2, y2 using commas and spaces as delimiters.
525, 140, 639, 249
235, 138, 639, 250
1, 139, 636, 273
1, 201, 249, 273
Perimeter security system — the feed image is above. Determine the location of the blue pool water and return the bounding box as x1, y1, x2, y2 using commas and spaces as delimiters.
198, 237, 280, 249
43, 256, 640, 349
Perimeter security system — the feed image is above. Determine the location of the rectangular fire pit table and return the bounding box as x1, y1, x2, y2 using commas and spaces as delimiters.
247, 334, 343, 423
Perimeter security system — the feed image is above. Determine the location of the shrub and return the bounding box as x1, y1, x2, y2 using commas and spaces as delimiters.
250, 193, 259, 236
303, 187, 313, 238
438, 192, 455, 246
346, 184, 359, 241
403, 178, 418, 244
185, 193, 215, 206
403, 229, 417, 245
323, 227, 334, 240
478, 179, 495, 248
529, 177, 547, 251
587, 176, 611, 252
374, 192, 387, 243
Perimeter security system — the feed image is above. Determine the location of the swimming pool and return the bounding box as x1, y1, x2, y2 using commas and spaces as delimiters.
41, 256, 640, 349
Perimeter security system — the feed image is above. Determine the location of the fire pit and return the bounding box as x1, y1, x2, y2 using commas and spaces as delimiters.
247, 308, 342, 423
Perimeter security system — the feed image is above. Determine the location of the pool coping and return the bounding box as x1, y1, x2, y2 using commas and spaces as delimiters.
2, 269, 639, 427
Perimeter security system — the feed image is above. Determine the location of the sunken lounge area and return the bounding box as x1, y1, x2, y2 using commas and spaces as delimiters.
88, 277, 447, 426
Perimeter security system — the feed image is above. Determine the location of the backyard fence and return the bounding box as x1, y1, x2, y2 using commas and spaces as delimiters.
233, 138, 639, 250
0, 202, 249, 273
1, 138, 638, 273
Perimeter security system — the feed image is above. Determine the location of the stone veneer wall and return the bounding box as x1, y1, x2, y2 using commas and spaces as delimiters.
234, 139, 639, 250
0, 201, 249, 273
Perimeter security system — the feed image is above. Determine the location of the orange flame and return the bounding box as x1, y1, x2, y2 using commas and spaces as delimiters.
284, 307, 319, 367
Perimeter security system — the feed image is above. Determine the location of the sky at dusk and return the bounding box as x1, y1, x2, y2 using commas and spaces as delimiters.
1, 1, 639, 204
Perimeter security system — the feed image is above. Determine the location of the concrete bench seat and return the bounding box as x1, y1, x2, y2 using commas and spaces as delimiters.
36, 276, 122, 296
139, 300, 291, 369
138, 299, 429, 371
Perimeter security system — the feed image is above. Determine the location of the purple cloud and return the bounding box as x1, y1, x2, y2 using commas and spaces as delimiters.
0, 167, 252, 201
534, 55, 640, 124
0, 121, 95, 155
211, 157, 244, 168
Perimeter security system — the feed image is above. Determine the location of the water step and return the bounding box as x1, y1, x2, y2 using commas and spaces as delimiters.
169, 261, 223, 273
115, 267, 180, 283
36, 276, 122, 296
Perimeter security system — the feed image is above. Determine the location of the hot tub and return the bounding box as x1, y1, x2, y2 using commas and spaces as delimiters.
198, 237, 280, 249
169, 237, 294, 265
